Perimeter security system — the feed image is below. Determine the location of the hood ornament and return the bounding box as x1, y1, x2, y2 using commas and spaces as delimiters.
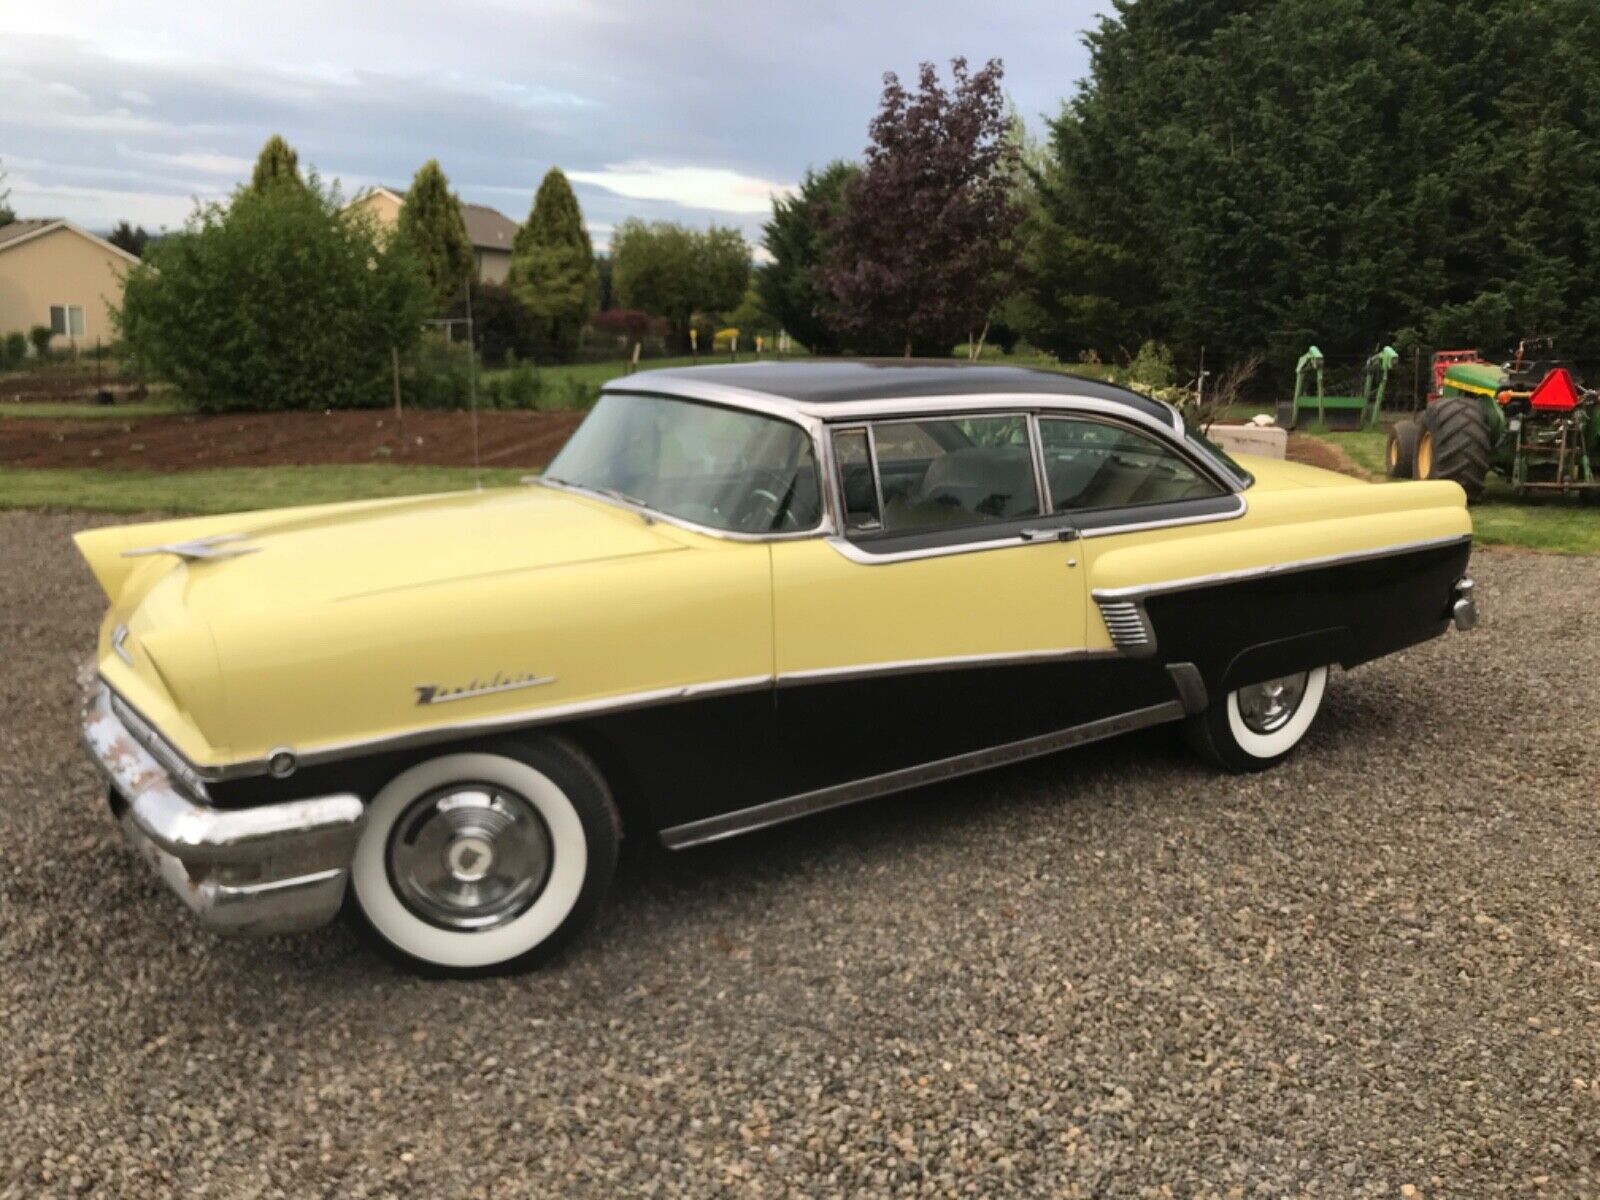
123, 533, 259, 562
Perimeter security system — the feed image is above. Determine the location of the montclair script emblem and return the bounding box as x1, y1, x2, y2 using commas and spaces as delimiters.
415, 671, 555, 706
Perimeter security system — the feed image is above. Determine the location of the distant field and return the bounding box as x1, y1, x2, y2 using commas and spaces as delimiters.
0, 401, 189, 420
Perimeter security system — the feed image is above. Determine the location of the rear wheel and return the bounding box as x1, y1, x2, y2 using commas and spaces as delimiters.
1416, 398, 1491, 501
1386, 420, 1420, 479
348, 736, 619, 976
1185, 667, 1329, 773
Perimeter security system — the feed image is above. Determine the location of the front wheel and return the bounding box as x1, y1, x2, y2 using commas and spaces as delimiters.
1185, 666, 1329, 773
348, 737, 620, 976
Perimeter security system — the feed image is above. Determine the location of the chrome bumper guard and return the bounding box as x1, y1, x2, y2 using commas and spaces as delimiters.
82, 681, 365, 935
1451, 577, 1478, 632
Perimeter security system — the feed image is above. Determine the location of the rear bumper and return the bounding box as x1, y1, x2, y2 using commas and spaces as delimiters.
81, 680, 365, 935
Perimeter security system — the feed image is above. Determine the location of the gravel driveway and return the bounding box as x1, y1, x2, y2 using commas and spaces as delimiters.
3, 510, 1598, 1198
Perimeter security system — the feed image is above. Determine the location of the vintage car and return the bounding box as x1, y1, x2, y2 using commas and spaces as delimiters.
78, 362, 1477, 973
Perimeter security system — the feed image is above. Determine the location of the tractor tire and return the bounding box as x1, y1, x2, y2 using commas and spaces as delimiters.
1385, 420, 1420, 479
1417, 398, 1491, 501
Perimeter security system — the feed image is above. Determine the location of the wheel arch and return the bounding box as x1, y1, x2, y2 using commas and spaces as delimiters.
1217, 627, 1352, 694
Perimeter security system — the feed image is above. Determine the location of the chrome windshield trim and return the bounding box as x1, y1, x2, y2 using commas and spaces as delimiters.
658, 699, 1188, 850
1090, 534, 1473, 601
778, 647, 1119, 687
533, 477, 833, 542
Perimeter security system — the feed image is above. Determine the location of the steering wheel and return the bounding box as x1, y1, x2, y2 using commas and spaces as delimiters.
735, 471, 796, 531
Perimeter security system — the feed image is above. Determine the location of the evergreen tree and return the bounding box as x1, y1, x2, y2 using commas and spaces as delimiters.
759, 161, 855, 354
508, 167, 599, 363
108, 221, 150, 258
399, 160, 474, 310
249, 135, 302, 192
0, 158, 14, 225
1018, 0, 1600, 370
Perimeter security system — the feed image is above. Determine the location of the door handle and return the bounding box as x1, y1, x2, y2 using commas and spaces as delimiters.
1019, 526, 1080, 543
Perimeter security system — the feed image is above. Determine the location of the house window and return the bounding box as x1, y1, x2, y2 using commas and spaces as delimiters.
49, 305, 86, 338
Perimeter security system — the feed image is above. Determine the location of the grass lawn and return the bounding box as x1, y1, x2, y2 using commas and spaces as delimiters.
0, 400, 190, 420
1298, 425, 1600, 555
0, 465, 527, 516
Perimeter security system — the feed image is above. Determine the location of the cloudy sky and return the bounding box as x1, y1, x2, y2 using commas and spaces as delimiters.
2, 1, 1108, 250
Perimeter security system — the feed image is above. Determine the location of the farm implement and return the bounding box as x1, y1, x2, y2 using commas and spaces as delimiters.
1386, 338, 1600, 501
1286, 344, 1399, 431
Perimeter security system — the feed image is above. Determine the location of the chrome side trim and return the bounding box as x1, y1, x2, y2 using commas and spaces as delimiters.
266, 674, 779, 777
825, 531, 1039, 565
658, 699, 1188, 850
111, 623, 134, 665
1091, 534, 1473, 601
777, 647, 1119, 687
823, 495, 1246, 567
1078, 493, 1248, 539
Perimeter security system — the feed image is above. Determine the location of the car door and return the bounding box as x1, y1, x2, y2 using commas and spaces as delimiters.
768, 411, 1095, 797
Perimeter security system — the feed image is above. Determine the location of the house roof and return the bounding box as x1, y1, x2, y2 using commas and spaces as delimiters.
0, 218, 142, 264
355, 187, 518, 253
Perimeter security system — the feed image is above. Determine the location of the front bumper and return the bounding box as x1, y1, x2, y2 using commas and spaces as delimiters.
81, 681, 365, 935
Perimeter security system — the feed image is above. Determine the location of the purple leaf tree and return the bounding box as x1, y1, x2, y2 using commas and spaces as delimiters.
822, 58, 1021, 357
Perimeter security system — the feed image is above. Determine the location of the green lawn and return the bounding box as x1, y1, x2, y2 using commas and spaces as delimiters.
0, 400, 190, 420
1298, 425, 1600, 555
0, 465, 527, 516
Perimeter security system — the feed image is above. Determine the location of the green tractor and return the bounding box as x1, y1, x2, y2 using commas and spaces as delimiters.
1386, 338, 1600, 501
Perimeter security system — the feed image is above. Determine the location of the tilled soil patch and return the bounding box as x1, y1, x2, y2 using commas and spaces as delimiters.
0, 408, 585, 471
2, 513, 1598, 1197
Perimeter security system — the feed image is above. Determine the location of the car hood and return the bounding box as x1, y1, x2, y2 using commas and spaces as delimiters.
78, 484, 689, 621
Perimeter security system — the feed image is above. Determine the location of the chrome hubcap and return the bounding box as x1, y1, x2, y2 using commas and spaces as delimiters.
1235, 671, 1310, 734
388, 785, 552, 931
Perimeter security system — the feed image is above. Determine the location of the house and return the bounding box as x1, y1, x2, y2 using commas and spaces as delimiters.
0, 219, 139, 351
347, 187, 520, 284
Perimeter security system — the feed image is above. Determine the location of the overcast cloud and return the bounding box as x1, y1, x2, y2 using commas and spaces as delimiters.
1, 1, 1107, 249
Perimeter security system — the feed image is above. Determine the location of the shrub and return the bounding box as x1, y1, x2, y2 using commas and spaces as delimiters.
481, 356, 541, 410
29, 325, 53, 360
117, 176, 432, 412
590, 308, 652, 342
1, 331, 25, 368
1128, 340, 1176, 389
403, 336, 474, 410
452, 282, 539, 368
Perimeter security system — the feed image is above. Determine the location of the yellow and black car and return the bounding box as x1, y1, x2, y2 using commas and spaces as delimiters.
79, 361, 1477, 973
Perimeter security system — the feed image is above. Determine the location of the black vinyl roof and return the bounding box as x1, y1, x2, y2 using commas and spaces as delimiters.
612, 359, 1175, 424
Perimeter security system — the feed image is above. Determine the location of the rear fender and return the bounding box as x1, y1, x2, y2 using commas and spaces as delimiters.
1220, 628, 1353, 694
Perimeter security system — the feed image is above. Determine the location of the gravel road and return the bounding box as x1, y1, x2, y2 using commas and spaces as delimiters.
3, 510, 1598, 1198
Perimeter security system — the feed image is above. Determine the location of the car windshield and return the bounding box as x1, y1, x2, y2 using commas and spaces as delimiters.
542, 392, 823, 534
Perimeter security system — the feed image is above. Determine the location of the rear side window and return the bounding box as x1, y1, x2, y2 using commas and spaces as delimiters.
853, 414, 1041, 535
1038, 417, 1222, 512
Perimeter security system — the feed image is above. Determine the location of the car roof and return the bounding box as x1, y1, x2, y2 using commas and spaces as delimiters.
604, 359, 1176, 425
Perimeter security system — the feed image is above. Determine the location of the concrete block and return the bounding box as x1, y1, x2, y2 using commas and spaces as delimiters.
1207, 423, 1287, 459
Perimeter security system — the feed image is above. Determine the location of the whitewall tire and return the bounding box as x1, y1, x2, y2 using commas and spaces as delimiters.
1187, 666, 1330, 773
348, 738, 619, 975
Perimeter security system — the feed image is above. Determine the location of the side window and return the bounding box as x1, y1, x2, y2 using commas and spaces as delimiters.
833, 428, 881, 533
870, 414, 1040, 534
1038, 418, 1223, 512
